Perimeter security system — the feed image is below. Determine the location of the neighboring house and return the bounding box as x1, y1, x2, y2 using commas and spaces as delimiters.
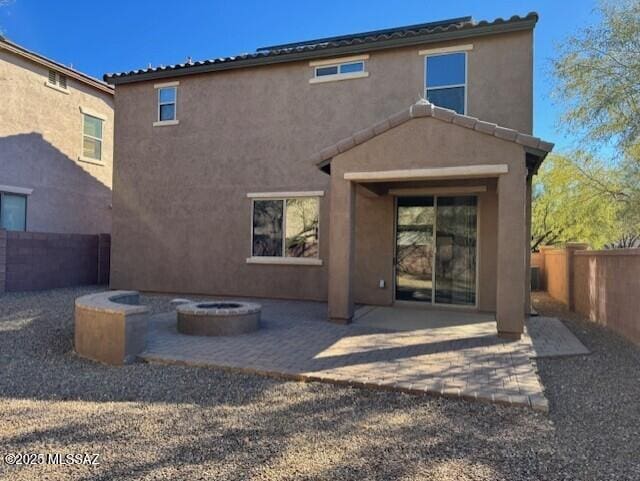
0, 36, 113, 234
105, 13, 553, 338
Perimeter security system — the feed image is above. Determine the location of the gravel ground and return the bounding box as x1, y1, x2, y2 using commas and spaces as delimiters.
0, 287, 637, 480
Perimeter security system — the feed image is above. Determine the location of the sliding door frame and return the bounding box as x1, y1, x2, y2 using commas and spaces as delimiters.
393, 194, 480, 309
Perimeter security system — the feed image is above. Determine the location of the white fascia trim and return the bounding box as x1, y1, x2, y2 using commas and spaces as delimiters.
309, 71, 369, 84
154, 80, 180, 88
79, 106, 108, 121
247, 191, 325, 199
309, 54, 370, 67
246, 256, 323, 266
0, 184, 34, 195
153, 119, 180, 127
418, 44, 473, 56
344, 164, 509, 182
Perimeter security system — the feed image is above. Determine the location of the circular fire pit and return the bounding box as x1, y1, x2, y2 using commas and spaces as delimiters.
176, 301, 261, 336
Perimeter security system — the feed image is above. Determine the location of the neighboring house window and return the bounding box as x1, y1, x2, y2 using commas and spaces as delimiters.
82, 114, 103, 161
47, 69, 67, 90
158, 86, 177, 121
425, 52, 466, 114
251, 197, 320, 259
0, 192, 27, 231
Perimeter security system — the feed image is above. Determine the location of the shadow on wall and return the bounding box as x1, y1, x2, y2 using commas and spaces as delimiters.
0, 133, 112, 234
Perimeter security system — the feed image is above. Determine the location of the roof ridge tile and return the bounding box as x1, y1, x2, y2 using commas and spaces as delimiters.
313, 100, 554, 167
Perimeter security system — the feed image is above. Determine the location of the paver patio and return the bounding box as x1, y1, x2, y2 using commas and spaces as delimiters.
140, 299, 562, 412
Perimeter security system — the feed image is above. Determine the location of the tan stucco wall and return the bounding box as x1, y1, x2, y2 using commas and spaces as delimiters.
573, 250, 640, 345
0, 49, 113, 234
540, 248, 570, 306
111, 29, 534, 300
332, 117, 526, 311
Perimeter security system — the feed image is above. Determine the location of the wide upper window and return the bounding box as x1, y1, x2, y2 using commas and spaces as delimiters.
251, 197, 319, 259
309, 55, 369, 84
315, 61, 365, 78
425, 52, 466, 114
158, 86, 177, 122
0, 192, 27, 231
82, 114, 103, 161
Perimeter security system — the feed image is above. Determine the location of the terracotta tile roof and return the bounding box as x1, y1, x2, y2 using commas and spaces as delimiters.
311, 99, 554, 169
104, 13, 539, 84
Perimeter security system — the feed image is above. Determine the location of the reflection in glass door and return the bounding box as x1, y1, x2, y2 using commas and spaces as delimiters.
434, 196, 477, 305
394, 196, 477, 306
395, 197, 435, 302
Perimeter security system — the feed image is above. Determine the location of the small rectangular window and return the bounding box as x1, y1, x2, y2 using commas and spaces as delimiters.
47, 69, 67, 90
338, 61, 364, 74
425, 52, 466, 114
158, 86, 177, 122
314, 60, 366, 80
0, 192, 27, 231
252, 197, 319, 258
315, 65, 339, 77
82, 113, 103, 161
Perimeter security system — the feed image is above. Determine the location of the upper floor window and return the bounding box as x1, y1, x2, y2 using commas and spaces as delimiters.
315, 61, 364, 77
82, 113, 104, 161
0, 192, 27, 231
425, 52, 466, 114
47, 69, 68, 92
309, 55, 369, 84
158, 86, 177, 122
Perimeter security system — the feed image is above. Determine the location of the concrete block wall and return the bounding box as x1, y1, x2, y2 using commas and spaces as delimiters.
0, 229, 110, 292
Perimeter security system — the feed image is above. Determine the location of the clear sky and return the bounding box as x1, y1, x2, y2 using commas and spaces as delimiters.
0, 0, 601, 154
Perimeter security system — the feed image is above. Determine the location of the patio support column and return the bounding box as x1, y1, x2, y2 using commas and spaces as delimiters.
328, 175, 356, 323
496, 162, 527, 339
525, 175, 533, 315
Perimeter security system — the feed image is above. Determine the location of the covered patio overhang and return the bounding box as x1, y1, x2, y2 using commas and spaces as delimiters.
311, 100, 553, 339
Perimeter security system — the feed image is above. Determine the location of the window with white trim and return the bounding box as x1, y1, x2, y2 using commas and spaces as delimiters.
0, 192, 27, 231
314, 60, 365, 79
82, 113, 103, 161
425, 52, 466, 114
47, 69, 67, 90
157, 86, 177, 121
251, 197, 319, 258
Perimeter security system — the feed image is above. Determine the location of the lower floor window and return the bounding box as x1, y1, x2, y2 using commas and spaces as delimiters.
252, 197, 319, 258
0, 192, 27, 231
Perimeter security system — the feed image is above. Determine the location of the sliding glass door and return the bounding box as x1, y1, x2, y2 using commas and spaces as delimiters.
395, 196, 477, 306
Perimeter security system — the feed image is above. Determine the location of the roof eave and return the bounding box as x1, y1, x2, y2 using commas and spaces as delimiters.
0, 38, 113, 95
105, 16, 537, 85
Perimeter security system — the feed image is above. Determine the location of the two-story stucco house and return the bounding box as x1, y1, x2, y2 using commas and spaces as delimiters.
0, 36, 113, 234
105, 13, 553, 339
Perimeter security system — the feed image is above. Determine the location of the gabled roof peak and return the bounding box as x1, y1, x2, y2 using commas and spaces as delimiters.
312, 99, 554, 170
